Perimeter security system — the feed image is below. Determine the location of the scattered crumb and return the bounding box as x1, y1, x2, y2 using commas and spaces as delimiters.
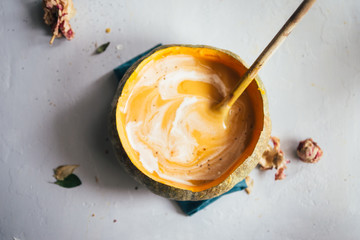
113, 219, 117, 223
297, 138, 323, 163
95, 176, 99, 183
91, 213, 95, 217
134, 186, 138, 190
258, 136, 289, 181
105, 28, 111, 33
245, 176, 254, 194
116, 44, 123, 50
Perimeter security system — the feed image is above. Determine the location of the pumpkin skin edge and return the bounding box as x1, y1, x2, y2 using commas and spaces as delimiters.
108, 44, 271, 201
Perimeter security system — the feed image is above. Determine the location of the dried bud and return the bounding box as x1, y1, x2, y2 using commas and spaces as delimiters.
297, 138, 323, 163
275, 168, 286, 180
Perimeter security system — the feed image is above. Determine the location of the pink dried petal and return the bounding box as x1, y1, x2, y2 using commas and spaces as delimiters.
59, 18, 74, 40
271, 136, 281, 151
275, 168, 286, 181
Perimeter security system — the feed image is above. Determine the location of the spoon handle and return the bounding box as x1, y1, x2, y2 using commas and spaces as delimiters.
221, 0, 316, 109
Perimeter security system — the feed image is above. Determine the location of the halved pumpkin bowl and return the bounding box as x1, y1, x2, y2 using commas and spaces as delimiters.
109, 45, 271, 201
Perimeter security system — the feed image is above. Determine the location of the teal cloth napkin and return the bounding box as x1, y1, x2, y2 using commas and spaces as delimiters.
176, 180, 247, 216
114, 44, 162, 80
113, 44, 248, 216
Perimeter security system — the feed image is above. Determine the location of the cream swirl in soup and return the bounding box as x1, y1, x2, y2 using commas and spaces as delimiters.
119, 53, 255, 186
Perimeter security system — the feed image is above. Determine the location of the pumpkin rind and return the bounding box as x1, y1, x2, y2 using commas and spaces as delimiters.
109, 45, 271, 201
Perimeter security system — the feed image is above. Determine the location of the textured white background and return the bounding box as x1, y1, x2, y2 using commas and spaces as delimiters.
1, 0, 359, 239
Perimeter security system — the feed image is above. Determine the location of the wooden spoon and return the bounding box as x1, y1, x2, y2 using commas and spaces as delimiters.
216, 0, 316, 115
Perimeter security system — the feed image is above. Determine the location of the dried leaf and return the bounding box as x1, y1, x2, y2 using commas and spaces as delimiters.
53, 164, 79, 181
95, 42, 110, 54
54, 174, 82, 188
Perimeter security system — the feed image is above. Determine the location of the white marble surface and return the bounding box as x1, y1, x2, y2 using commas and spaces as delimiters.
1, 0, 360, 239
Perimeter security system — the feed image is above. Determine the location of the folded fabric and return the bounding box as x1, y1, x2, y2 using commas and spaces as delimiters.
113, 44, 248, 216
176, 179, 247, 216
114, 44, 162, 81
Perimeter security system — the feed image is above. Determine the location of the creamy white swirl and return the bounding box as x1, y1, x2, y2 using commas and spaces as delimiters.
122, 54, 254, 185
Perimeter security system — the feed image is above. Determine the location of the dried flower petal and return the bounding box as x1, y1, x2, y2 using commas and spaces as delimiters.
53, 164, 79, 181
259, 136, 289, 181
297, 138, 323, 163
245, 176, 254, 194
43, 0, 76, 44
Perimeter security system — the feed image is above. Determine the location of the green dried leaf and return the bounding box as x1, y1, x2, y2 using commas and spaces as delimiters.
53, 165, 79, 181
54, 174, 82, 188
95, 42, 110, 54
